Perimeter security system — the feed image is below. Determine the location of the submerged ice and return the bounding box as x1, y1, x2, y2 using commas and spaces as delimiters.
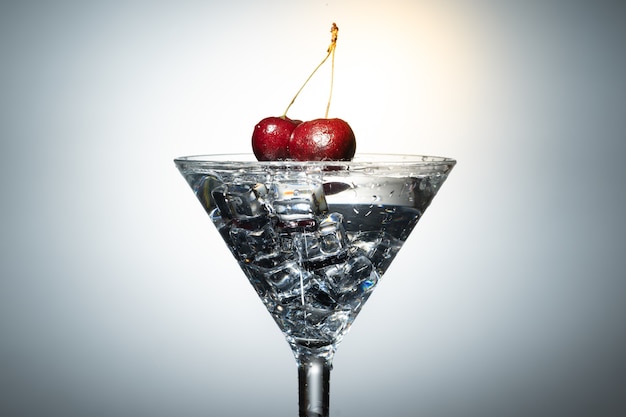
207, 178, 422, 356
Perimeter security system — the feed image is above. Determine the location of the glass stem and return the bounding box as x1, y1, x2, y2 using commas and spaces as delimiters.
298, 356, 332, 417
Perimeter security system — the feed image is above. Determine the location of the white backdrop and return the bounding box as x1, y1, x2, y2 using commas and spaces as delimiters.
1, 1, 625, 416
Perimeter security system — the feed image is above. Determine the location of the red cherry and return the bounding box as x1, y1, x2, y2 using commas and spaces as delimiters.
288, 118, 356, 161
252, 116, 302, 161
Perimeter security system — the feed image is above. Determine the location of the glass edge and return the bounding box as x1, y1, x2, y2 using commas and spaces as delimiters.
173, 153, 457, 166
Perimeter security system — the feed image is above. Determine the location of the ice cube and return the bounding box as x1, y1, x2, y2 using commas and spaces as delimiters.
229, 222, 279, 263
290, 212, 349, 269
265, 261, 310, 296
292, 231, 321, 260
270, 182, 328, 221
318, 310, 351, 341
307, 279, 338, 309
321, 254, 378, 296
318, 263, 345, 290
318, 212, 348, 255
343, 255, 379, 293
211, 183, 269, 221
351, 231, 403, 275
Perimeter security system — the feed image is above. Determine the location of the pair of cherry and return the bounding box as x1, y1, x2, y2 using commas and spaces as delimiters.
250, 24, 356, 162
252, 116, 355, 161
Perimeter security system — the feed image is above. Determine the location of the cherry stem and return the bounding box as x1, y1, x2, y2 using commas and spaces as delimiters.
325, 27, 337, 119
282, 23, 338, 118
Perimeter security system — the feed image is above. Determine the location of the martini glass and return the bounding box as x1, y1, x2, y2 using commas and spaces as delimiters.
174, 153, 455, 417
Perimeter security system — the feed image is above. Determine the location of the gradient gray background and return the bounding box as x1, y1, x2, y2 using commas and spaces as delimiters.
1, 1, 625, 416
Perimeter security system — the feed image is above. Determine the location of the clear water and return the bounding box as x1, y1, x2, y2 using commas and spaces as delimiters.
186, 171, 446, 361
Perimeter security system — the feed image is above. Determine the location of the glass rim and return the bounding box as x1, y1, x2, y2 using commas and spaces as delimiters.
174, 153, 456, 168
